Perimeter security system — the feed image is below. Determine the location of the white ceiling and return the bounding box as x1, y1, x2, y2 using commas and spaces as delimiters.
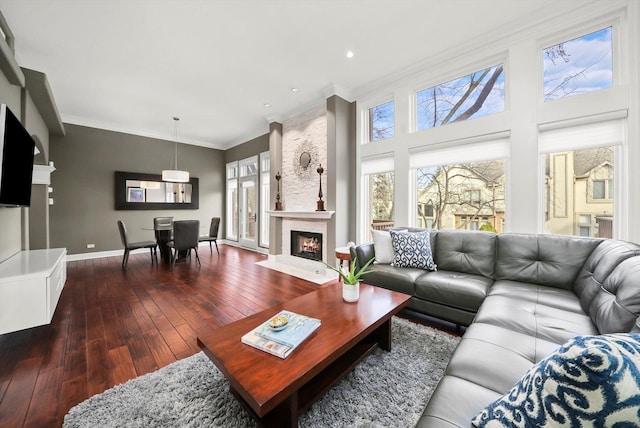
0, 0, 584, 149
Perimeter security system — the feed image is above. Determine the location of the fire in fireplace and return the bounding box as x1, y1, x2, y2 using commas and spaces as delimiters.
291, 230, 323, 261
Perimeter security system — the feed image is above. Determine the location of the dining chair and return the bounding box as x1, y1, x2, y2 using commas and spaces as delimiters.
167, 220, 201, 268
199, 217, 220, 255
117, 220, 158, 270
153, 216, 174, 263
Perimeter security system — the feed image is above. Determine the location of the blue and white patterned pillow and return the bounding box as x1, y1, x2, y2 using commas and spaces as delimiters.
472, 333, 640, 427
389, 230, 437, 271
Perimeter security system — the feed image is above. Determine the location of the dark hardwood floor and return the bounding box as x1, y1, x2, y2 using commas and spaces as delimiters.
0, 245, 459, 428
0, 245, 321, 428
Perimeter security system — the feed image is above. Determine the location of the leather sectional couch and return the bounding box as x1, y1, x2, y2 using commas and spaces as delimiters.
351, 228, 640, 427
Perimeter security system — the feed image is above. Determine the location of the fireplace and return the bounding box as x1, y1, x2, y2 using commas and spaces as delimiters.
291, 230, 323, 261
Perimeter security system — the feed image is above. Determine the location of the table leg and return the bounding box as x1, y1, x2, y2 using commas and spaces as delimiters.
378, 318, 392, 352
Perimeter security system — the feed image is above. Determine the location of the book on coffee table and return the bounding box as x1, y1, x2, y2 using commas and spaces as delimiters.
241, 310, 321, 358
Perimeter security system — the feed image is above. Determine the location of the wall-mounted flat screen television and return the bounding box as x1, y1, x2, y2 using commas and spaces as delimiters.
0, 104, 36, 207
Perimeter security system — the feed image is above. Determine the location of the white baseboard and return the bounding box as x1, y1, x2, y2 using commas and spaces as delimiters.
67, 241, 228, 261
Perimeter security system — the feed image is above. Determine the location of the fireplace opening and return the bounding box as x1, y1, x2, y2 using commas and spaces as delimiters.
291, 230, 323, 261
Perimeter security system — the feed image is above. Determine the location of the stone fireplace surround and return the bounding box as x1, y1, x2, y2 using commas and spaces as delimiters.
263, 210, 336, 282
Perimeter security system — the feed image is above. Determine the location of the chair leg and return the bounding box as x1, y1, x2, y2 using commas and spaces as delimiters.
209, 241, 212, 254
122, 249, 129, 270
171, 248, 177, 269
214, 241, 219, 255
194, 247, 201, 267
149, 247, 155, 265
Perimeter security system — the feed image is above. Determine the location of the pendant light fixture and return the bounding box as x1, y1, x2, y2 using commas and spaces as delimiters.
162, 117, 190, 183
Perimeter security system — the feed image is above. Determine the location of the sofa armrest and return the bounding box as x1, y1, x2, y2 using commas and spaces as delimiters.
351, 243, 375, 270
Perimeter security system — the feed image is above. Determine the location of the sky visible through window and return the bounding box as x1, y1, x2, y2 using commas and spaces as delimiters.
369, 101, 394, 142
543, 27, 612, 102
417, 64, 505, 131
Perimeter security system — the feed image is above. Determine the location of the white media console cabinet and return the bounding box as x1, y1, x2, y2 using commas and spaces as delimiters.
0, 248, 67, 335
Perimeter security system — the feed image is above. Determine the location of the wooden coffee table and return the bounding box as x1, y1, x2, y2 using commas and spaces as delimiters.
197, 282, 410, 427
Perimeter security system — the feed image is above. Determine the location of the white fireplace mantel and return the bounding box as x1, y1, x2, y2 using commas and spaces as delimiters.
268, 210, 335, 220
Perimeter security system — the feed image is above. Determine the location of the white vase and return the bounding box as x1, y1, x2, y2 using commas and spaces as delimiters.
342, 282, 360, 302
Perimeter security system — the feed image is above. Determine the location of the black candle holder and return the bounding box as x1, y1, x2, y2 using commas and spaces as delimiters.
275, 171, 283, 211
316, 164, 325, 211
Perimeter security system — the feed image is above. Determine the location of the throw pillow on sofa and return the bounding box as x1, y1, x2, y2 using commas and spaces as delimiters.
389, 230, 437, 271
371, 229, 406, 264
472, 333, 640, 428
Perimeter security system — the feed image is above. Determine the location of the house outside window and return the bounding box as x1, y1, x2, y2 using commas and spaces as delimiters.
416, 160, 505, 233
544, 147, 615, 238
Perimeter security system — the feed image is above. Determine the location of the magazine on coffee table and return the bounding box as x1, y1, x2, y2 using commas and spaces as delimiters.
241, 310, 321, 358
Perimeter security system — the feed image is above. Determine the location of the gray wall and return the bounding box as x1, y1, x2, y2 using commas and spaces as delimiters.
224, 133, 269, 163
49, 124, 225, 255
327, 95, 356, 250
0, 60, 52, 261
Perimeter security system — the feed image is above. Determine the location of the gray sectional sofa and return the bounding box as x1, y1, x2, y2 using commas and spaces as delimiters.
351, 228, 640, 427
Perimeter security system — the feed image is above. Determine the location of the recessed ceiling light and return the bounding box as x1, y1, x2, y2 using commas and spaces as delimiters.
291, 87, 299, 92
346, 50, 354, 59
264, 103, 271, 108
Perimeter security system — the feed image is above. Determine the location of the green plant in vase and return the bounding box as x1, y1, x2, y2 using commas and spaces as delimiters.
324, 256, 375, 302
324, 256, 375, 284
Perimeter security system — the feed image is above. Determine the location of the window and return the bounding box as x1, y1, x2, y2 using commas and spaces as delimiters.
540, 115, 622, 238
465, 189, 482, 205
416, 161, 505, 232
361, 155, 395, 237
259, 152, 270, 248
544, 147, 614, 237
226, 161, 239, 240
369, 101, 394, 142
543, 27, 612, 102
369, 172, 395, 227
593, 180, 606, 199
416, 64, 504, 131
411, 139, 508, 233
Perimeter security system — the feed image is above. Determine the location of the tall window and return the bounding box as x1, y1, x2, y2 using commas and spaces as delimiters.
369, 101, 394, 142
361, 156, 395, 237
259, 152, 270, 248
544, 147, 615, 238
539, 117, 623, 239
226, 161, 238, 240
543, 27, 612, 102
411, 139, 509, 232
416, 161, 505, 232
416, 64, 504, 131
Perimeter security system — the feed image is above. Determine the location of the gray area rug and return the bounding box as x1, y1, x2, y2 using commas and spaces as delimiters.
63, 317, 460, 428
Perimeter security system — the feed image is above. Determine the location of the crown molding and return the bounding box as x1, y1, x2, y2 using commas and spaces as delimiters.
322, 84, 354, 102
62, 116, 226, 150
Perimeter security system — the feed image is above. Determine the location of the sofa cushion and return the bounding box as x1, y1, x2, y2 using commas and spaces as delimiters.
361, 263, 424, 296
371, 228, 406, 264
389, 230, 437, 271
445, 325, 538, 393
417, 376, 501, 428
573, 239, 640, 313
472, 333, 640, 427
495, 234, 600, 290
434, 230, 496, 278
415, 270, 492, 312
489, 280, 585, 314
474, 288, 598, 344
588, 256, 640, 334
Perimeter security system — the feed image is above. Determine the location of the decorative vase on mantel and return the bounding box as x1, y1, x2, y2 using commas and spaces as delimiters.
342, 282, 360, 302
